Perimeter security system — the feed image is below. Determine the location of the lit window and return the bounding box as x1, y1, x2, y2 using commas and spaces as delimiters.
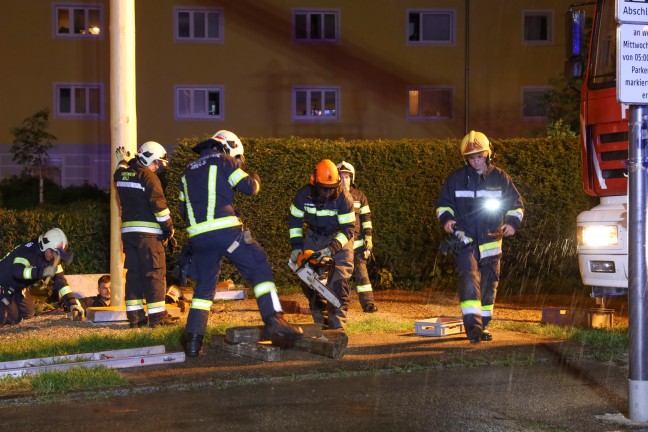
407, 9, 455, 45
175, 8, 223, 42
408, 87, 453, 120
55, 83, 103, 118
293, 87, 339, 121
523, 11, 553, 44
293, 9, 339, 43
176, 86, 223, 120
54, 4, 102, 38
522, 87, 551, 118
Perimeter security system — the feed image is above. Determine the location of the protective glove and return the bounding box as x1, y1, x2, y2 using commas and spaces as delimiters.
363, 235, 373, 252
290, 249, 303, 263
317, 247, 333, 258
42, 265, 57, 278
167, 236, 178, 254
116, 146, 133, 164
69, 303, 84, 321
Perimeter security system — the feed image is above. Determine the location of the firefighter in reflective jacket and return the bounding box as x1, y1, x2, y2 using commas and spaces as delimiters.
0, 228, 82, 326
289, 159, 356, 330
114, 141, 177, 328
436, 131, 524, 343
337, 161, 378, 313
179, 130, 303, 357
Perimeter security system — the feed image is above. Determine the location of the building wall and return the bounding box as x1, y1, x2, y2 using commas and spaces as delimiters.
0, 0, 574, 188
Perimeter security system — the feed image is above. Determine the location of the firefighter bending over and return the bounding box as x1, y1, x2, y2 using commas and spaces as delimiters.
337, 161, 378, 313
114, 141, 178, 328
289, 159, 356, 331
436, 131, 524, 343
0, 228, 82, 325
179, 130, 303, 357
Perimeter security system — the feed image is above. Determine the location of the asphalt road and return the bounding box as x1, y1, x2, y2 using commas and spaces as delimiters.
0, 360, 638, 432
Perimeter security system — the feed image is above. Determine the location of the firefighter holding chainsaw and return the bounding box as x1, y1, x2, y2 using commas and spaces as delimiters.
436, 131, 524, 344
337, 161, 378, 313
178, 130, 303, 357
289, 159, 356, 330
0, 228, 82, 326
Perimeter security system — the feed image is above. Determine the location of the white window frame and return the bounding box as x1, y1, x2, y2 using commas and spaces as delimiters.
292, 87, 340, 122
292, 9, 340, 43
521, 86, 551, 119
522, 10, 553, 45
53, 3, 103, 39
407, 9, 455, 46
174, 7, 224, 43
54, 83, 104, 119
175, 85, 224, 120
407, 86, 454, 121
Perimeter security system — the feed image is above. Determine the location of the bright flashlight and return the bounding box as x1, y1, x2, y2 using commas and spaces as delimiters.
484, 198, 501, 211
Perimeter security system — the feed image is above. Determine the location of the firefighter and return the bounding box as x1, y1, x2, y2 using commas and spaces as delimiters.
79, 274, 111, 312
0, 228, 82, 326
114, 141, 178, 328
436, 131, 524, 343
336, 161, 378, 313
179, 130, 303, 357
289, 159, 356, 330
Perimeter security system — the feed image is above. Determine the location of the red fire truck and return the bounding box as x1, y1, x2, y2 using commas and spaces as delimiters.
569, 0, 628, 303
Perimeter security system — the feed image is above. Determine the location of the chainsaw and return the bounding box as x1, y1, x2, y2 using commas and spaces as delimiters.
288, 250, 341, 308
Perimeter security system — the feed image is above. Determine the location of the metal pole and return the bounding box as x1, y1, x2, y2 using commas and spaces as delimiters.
109, 0, 137, 307
628, 104, 648, 421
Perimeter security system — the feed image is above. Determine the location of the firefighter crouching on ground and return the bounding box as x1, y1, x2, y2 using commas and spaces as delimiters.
114, 141, 178, 328
179, 130, 303, 357
289, 160, 356, 331
0, 228, 82, 326
435, 131, 524, 343
337, 161, 378, 313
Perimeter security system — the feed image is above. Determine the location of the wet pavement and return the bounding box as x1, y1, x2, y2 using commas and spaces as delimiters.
1, 328, 646, 431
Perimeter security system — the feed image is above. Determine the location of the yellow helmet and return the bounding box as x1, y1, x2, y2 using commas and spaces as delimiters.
460, 131, 491, 158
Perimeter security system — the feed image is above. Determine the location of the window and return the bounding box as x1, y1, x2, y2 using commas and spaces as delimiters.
54, 4, 102, 38
55, 83, 103, 118
176, 86, 223, 119
522, 87, 551, 118
293, 9, 339, 43
293, 87, 339, 121
523, 11, 553, 44
407, 9, 455, 45
407, 87, 453, 120
175, 8, 223, 42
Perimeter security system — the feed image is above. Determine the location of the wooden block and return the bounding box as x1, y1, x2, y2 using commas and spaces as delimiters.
226, 323, 323, 343
293, 330, 348, 359
210, 335, 281, 362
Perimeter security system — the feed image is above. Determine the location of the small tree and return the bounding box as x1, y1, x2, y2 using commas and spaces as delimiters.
10, 109, 57, 204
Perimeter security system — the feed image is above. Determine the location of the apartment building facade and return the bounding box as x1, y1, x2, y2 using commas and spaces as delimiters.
0, 0, 574, 188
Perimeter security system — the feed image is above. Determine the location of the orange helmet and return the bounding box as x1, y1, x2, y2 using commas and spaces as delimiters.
310, 159, 340, 188
460, 130, 491, 158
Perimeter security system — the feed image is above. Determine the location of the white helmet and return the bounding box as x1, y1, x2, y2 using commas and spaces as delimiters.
211, 130, 244, 162
38, 228, 68, 255
136, 141, 169, 167
337, 161, 355, 184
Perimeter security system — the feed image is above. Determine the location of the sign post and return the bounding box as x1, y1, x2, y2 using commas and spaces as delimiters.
617, 0, 648, 421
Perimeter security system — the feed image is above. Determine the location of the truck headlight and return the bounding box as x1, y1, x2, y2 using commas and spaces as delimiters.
577, 225, 618, 247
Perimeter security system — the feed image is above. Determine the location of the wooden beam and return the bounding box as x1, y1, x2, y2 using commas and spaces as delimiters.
293, 330, 348, 359
210, 335, 281, 362
225, 323, 323, 344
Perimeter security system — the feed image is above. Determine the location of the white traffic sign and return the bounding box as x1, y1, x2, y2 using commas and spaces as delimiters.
617, 0, 648, 24
617, 23, 648, 103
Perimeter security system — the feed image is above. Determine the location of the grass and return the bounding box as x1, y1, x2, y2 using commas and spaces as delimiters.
0, 314, 630, 396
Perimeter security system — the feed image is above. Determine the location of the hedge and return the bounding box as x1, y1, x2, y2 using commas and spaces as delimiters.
0, 137, 593, 294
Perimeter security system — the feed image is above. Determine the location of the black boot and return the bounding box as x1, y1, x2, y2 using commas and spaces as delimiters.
181, 332, 204, 357
264, 313, 304, 342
